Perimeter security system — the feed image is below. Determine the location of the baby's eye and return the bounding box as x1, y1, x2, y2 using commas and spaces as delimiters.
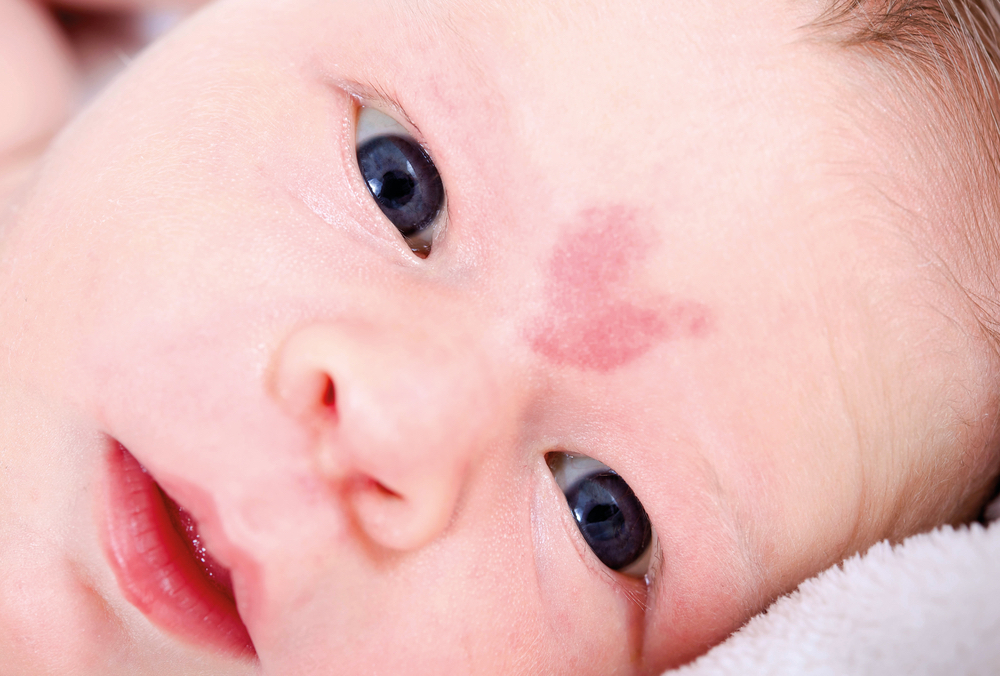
547, 453, 654, 578
355, 106, 444, 257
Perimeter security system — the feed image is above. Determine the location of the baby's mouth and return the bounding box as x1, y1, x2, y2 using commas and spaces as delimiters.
102, 442, 255, 658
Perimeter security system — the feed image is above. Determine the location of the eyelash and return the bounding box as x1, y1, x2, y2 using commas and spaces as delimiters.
547, 461, 656, 611
353, 105, 445, 257
546, 451, 659, 584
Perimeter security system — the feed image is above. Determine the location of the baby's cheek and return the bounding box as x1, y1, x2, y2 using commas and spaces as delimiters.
625, 454, 766, 671
0, 554, 120, 672
530, 477, 650, 668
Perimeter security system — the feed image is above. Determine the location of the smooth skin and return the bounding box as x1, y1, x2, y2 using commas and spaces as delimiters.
1, 0, 999, 674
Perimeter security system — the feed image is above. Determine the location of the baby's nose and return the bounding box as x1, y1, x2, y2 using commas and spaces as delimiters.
271, 321, 500, 552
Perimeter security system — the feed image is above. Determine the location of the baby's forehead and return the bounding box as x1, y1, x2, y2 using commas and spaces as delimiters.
359, 0, 804, 123
276, 0, 846, 217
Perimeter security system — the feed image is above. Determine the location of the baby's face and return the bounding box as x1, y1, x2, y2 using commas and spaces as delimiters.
1, 0, 995, 673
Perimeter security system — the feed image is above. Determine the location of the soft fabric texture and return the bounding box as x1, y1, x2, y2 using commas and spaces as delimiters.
669, 520, 1000, 675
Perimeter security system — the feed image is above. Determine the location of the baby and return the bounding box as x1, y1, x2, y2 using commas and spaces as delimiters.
2, 0, 1000, 673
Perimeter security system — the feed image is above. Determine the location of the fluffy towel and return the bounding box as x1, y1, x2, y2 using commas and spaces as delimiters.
669, 521, 1000, 675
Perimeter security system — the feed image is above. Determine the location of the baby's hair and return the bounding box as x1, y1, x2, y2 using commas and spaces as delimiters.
811, 1, 1000, 340
809, 1, 1000, 522
813, 1, 1000, 157
819, 0, 1000, 65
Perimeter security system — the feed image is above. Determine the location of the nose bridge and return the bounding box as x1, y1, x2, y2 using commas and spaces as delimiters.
272, 313, 500, 552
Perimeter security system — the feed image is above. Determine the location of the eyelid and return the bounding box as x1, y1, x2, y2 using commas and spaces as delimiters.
546, 452, 659, 589
350, 100, 446, 257
550, 470, 653, 609
338, 81, 429, 146
351, 100, 437, 168
530, 455, 655, 666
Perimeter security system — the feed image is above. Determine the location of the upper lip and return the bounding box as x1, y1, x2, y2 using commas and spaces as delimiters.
101, 440, 256, 659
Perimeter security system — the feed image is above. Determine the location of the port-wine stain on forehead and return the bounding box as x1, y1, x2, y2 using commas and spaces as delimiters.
526, 206, 713, 372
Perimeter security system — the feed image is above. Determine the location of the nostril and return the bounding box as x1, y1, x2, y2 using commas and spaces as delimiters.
373, 479, 401, 500
350, 474, 402, 500
322, 376, 336, 409
270, 340, 339, 425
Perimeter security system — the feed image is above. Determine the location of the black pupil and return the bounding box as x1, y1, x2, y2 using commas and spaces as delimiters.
565, 472, 651, 571
357, 135, 443, 239
585, 504, 620, 533
379, 171, 416, 208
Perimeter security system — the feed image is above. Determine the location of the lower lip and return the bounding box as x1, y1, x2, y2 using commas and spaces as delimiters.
102, 442, 255, 658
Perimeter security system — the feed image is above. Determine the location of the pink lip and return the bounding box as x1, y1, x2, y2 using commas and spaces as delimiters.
102, 442, 255, 658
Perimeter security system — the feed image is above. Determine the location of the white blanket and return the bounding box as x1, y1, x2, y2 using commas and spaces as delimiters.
669, 520, 1000, 676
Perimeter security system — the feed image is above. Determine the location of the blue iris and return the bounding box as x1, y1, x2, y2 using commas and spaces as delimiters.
357, 134, 443, 241
565, 472, 652, 571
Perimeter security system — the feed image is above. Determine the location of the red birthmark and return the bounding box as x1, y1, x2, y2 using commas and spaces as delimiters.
527, 206, 712, 371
